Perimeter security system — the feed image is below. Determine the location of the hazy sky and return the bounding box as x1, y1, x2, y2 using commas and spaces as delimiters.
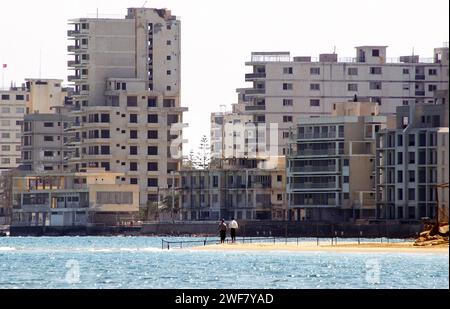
0, 0, 449, 153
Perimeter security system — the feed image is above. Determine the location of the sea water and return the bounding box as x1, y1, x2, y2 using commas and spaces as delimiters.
0, 237, 448, 289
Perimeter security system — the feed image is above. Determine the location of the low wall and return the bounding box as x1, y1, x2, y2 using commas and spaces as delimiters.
141, 221, 423, 238
10, 226, 141, 237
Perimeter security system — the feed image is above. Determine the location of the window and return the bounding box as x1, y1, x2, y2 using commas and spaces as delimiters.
129, 146, 138, 155
166, 86, 172, 91
428, 84, 437, 92
408, 170, 415, 182
166, 40, 171, 45
44, 136, 54, 142
148, 146, 158, 156
100, 146, 110, 155
310, 99, 320, 107
283, 116, 293, 122
100, 114, 110, 123
369, 81, 382, 90
402, 100, 409, 106
372, 49, 380, 57
428, 69, 437, 75
130, 114, 138, 123
348, 83, 358, 91
1, 133, 10, 138
130, 162, 138, 171
402, 83, 410, 90
1, 94, 10, 100
101, 130, 110, 138
398, 188, 403, 200
310, 67, 320, 75
283, 99, 293, 106
282, 83, 293, 90
408, 134, 415, 146
43, 122, 54, 127
397, 170, 403, 183
167, 70, 171, 75
130, 130, 138, 139
370, 67, 382, 75
282, 132, 290, 139
408, 152, 415, 164
148, 178, 158, 187
44, 151, 54, 157
16, 107, 25, 114
16, 95, 25, 100
1, 158, 10, 164
310, 83, 320, 91
130, 178, 138, 185
167, 55, 171, 61
348, 68, 358, 75
397, 152, 403, 165
148, 162, 158, 171
1, 145, 10, 151
283, 67, 293, 74
403, 68, 410, 74
397, 134, 403, 146
148, 97, 157, 107
277, 175, 282, 182
127, 96, 138, 107
148, 130, 158, 139
408, 188, 415, 200
148, 114, 158, 123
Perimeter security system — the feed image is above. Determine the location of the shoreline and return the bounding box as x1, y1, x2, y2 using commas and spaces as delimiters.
191, 242, 449, 254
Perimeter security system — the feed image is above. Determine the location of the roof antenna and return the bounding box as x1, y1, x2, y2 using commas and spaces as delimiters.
333, 46, 336, 54
142, 1, 148, 7
412, 47, 415, 56
96, 8, 99, 19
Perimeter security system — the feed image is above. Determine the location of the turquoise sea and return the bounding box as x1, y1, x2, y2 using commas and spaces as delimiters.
0, 237, 448, 289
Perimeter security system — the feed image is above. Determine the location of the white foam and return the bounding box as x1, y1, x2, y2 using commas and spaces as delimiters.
0, 247, 16, 252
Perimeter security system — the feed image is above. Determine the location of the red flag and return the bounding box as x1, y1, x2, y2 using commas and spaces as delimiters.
2, 64, 6, 68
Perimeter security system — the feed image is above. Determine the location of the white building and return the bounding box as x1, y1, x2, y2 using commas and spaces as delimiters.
66, 7, 187, 209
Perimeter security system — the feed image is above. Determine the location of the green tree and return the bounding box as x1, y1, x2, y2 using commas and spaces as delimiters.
160, 193, 181, 222
196, 135, 210, 170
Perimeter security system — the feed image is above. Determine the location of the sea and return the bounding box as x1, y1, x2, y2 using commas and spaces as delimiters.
0, 237, 448, 289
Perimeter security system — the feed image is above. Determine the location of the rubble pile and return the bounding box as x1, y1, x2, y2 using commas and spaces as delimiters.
414, 223, 449, 246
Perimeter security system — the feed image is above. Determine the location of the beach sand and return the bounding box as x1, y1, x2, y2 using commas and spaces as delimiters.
192, 242, 449, 254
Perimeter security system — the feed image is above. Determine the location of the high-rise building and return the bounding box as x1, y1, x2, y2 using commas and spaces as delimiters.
66, 8, 187, 208
212, 46, 449, 157
375, 90, 449, 220
287, 101, 395, 222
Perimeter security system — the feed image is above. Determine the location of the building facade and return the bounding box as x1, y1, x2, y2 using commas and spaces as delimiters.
66, 8, 187, 209
287, 101, 395, 222
212, 46, 449, 157
180, 158, 287, 221
376, 90, 449, 220
11, 168, 139, 227
0, 86, 28, 170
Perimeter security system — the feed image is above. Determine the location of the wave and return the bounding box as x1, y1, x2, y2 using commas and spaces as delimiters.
0, 247, 16, 252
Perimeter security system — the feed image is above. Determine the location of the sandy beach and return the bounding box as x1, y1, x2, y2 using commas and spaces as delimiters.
192, 242, 449, 254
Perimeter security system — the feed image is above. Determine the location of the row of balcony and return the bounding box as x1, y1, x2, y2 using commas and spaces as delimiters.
296, 132, 344, 140
289, 182, 338, 190
289, 166, 337, 173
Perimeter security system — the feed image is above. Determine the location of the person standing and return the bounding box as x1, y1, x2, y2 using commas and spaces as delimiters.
230, 218, 239, 243
218, 219, 227, 244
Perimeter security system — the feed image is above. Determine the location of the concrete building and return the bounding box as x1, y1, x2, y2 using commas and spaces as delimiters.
212, 46, 449, 157
0, 86, 28, 170
0, 169, 14, 224
25, 79, 67, 113
287, 101, 395, 222
180, 157, 287, 221
11, 168, 139, 227
66, 7, 187, 209
375, 90, 449, 220
21, 107, 74, 172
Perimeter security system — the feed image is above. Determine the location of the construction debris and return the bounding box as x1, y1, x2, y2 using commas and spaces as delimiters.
414, 223, 449, 246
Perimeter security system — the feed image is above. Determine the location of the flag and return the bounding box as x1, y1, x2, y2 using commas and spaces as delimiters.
2, 64, 6, 68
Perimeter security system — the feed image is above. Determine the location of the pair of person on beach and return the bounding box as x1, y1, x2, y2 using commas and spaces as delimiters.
219, 218, 238, 244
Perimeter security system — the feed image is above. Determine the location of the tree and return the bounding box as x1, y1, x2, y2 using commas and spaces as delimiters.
160, 193, 181, 222
196, 135, 211, 170
182, 149, 197, 170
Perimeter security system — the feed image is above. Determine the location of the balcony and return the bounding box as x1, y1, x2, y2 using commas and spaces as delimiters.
292, 149, 337, 156
290, 182, 337, 190
67, 45, 78, 52
415, 91, 425, 96
245, 88, 265, 95
67, 30, 80, 36
297, 132, 339, 140
245, 72, 266, 80
245, 105, 266, 111
415, 74, 425, 80
290, 166, 337, 173
68, 75, 81, 82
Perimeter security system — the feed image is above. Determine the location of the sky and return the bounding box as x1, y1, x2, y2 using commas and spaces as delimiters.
0, 0, 449, 154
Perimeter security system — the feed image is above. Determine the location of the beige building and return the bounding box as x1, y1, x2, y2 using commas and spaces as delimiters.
212, 46, 449, 157
11, 168, 139, 227
287, 101, 395, 222
67, 8, 187, 209
0, 169, 14, 224
0, 86, 28, 170
376, 90, 449, 220
180, 157, 286, 221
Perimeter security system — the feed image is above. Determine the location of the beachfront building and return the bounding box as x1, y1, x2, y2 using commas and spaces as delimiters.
210, 45, 449, 158
21, 107, 74, 173
179, 158, 287, 221
0, 86, 28, 170
11, 168, 139, 227
66, 7, 187, 209
0, 170, 14, 225
375, 90, 449, 220
287, 101, 395, 222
